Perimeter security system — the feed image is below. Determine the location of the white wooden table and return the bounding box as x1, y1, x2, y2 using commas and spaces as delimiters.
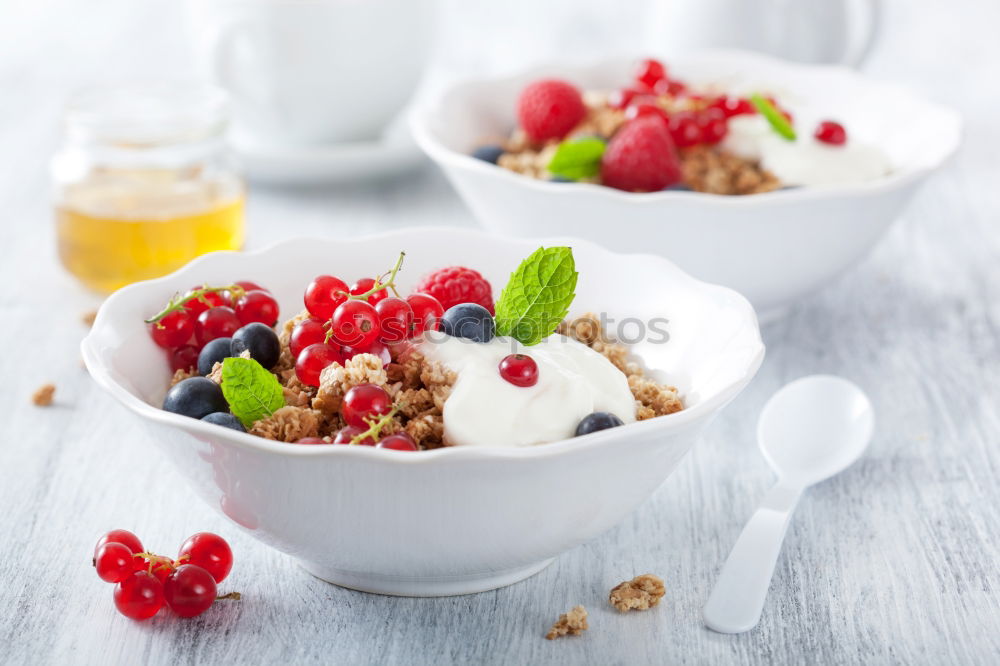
2, 1, 998, 664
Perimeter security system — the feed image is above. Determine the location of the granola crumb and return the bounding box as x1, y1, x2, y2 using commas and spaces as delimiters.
545, 605, 588, 640
81, 310, 98, 328
609, 574, 665, 612
312, 353, 389, 417
32, 383, 56, 406
680, 145, 781, 195
170, 368, 195, 386
250, 406, 323, 442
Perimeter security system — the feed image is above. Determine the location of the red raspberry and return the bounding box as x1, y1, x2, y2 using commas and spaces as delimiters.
601, 117, 682, 192
413, 267, 494, 314
516, 79, 586, 143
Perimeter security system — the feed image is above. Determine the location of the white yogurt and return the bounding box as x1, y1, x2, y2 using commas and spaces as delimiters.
420, 334, 636, 447
722, 115, 891, 187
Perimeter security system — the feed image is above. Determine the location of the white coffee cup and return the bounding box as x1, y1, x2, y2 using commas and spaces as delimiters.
647, 0, 881, 67
187, 0, 432, 146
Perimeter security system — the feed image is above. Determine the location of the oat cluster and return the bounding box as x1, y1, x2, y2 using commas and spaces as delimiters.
545, 605, 589, 640
495, 90, 780, 195
609, 574, 666, 612
32, 383, 55, 406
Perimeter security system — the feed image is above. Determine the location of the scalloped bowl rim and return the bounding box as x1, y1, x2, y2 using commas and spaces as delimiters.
82, 229, 764, 464
410, 49, 962, 205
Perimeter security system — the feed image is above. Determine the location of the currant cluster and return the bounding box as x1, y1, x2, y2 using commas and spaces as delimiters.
147, 281, 280, 374
93, 529, 234, 620
292, 253, 445, 387
296, 383, 417, 450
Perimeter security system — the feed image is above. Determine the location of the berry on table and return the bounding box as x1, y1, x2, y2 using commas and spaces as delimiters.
163, 564, 217, 618
406, 293, 445, 335
162, 377, 229, 420
114, 571, 164, 620
472, 145, 505, 164
231, 323, 281, 370
499, 354, 539, 387
295, 343, 343, 387
330, 300, 380, 348
177, 532, 233, 583
195, 306, 241, 346
150, 311, 194, 349
95, 542, 138, 583
169, 345, 199, 373
601, 116, 682, 192
377, 432, 418, 451
575, 412, 625, 436
375, 297, 413, 343
304, 275, 350, 320
234, 290, 279, 327
516, 79, 587, 143
341, 384, 392, 428
634, 58, 667, 89
200, 412, 245, 432
95, 529, 143, 557
197, 337, 233, 376
814, 120, 847, 145
414, 266, 494, 314
440, 303, 495, 343
350, 277, 390, 306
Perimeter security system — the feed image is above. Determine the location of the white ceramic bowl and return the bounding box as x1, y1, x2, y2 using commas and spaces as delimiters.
82, 229, 764, 596
411, 51, 962, 322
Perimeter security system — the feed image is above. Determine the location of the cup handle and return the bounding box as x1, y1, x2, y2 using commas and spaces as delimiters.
840, 0, 882, 67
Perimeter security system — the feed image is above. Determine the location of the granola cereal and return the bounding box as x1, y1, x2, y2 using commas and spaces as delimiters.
545, 605, 589, 640
250, 406, 323, 442
609, 574, 666, 612
32, 383, 56, 406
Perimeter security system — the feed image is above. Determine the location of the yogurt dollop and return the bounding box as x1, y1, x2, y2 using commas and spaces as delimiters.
420, 335, 636, 447
722, 115, 891, 187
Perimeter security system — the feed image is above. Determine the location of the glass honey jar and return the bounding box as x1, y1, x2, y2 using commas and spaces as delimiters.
52, 83, 245, 293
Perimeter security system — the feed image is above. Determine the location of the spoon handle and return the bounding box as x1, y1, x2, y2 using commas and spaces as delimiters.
702, 483, 803, 634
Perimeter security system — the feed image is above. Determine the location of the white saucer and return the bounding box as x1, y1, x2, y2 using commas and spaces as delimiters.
233, 123, 426, 186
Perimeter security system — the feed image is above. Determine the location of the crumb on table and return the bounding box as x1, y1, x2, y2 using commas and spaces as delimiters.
609, 574, 665, 612
545, 605, 588, 640
32, 383, 56, 406
81, 310, 97, 328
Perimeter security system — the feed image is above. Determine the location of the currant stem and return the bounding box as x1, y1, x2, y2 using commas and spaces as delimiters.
350, 403, 403, 445
216, 591, 242, 601
350, 251, 406, 301
144, 284, 244, 325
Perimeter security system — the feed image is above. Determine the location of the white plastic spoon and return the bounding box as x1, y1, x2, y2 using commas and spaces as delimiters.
702, 375, 874, 634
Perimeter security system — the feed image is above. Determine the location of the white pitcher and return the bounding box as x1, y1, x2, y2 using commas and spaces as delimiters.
647, 0, 881, 67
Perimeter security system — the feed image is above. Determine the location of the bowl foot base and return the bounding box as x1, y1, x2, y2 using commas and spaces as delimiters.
298, 557, 556, 597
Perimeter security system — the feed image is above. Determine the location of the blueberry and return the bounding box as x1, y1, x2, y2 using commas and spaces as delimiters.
163, 377, 228, 420
440, 303, 495, 343
198, 337, 233, 376
472, 144, 504, 164
574, 412, 625, 436
231, 323, 280, 370
201, 412, 246, 432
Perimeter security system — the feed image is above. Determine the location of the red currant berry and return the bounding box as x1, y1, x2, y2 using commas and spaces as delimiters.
341, 383, 392, 428
697, 109, 728, 145
95, 529, 144, 557
95, 543, 137, 583
377, 432, 418, 451
624, 102, 670, 126
652, 79, 686, 96
234, 280, 266, 293
169, 345, 199, 373
177, 532, 233, 583
183, 289, 228, 318
304, 275, 349, 320
114, 571, 164, 620
330, 300, 380, 348
375, 297, 413, 343
143, 554, 176, 584
350, 277, 389, 305
294, 343, 344, 387
149, 311, 194, 349
668, 112, 702, 148
195, 307, 240, 346
498, 354, 539, 387
713, 95, 755, 117
333, 425, 376, 446
406, 293, 444, 336
814, 120, 847, 145
295, 437, 328, 444
608, 87, 645, 110
290, 317, 328, 359
163, 564, 217, 618
342, 340, 392, 366
635, 58, 667, 89
234, 290, 279, 327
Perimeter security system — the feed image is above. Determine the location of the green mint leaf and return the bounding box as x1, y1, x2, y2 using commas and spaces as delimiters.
749, 93, 796, 141
547, 138, 606, 181
220, 357, 285, 428
495, 246, 578, 346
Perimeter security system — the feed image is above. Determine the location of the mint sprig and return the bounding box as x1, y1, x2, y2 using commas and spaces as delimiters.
749, 93, 796, 141
220, 357, 286, 427
495, 247, 578, 346
547, 138, 606, 181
